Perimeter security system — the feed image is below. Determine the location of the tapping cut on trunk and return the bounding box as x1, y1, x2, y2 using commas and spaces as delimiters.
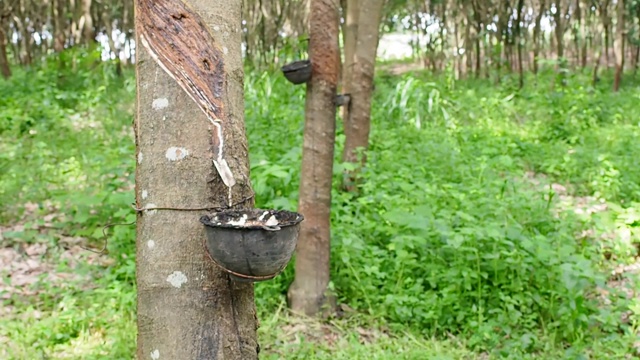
135, 0, 236, 190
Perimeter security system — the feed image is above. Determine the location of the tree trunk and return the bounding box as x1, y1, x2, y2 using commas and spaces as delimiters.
341, 0, 358, 117
288, 0, 340, 316
573, 0, 581, 67
81, 0, 94, 43
634, 45, 639, 76
464, 9, 472, 75
53, 0, 66, 52
581, 0, 589, 68
593, 49, 601, 86
134, 0, 258, 358
533, 0, 546, 74
613, 0, 625, 91
600, 0, 611, 66
472, 0, 483, 77
12, 15, 32, 65
554, 0, 565, 61
341, 0, 384, 190
553, 0, 567, 87
104, 17, 122, 75
0, 27, 11, 79
516, 0, 525, 88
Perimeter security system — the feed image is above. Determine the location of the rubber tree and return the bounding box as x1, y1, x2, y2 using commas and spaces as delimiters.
287, 0, 340, 316
341, 0, 358, 117
613, 0, 626, 91
134, 0, 258, 358
0, 27, 10, 79
341, 0, 385, 191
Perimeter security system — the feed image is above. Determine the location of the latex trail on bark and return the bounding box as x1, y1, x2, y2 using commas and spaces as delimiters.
135, 0, 236, 189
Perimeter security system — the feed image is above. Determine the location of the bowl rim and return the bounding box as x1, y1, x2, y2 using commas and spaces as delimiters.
281, 59, 311, 73
199, 208, 304, 230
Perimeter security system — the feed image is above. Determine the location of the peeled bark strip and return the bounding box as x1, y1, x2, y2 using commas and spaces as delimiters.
135, 0, 236, 190
341, 0, 384, 190
135, 0, 258, 358
288, 0, 340, 316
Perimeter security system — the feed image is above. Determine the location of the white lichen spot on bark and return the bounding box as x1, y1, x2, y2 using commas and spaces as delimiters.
137, 152, 143, 164
145, 203, 158, 215
165, 147, 189, 161
166, 271, 188, 288
147, 240, 155, 249
142, 190, 149, 199
152, 98, 169, 110
150, 349, 160, 359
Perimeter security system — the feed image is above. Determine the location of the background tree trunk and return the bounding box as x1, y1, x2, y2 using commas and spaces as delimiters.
81, 0, 94, 43
0, 27, 11, 79
341, 0, 384, 190
288, 0, 340, 316
516, 0, 525, 88
533, 0, 546, 74
53, 0, 66, 52
600, 0, 612, 65
613, 0, 625, 91
341, 0, 358, 118
135, 0, 258, 358
554, 0, 565, 61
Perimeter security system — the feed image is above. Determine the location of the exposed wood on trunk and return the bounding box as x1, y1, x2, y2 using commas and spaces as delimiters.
134, 0, 258, 358
288, 0, 340, 316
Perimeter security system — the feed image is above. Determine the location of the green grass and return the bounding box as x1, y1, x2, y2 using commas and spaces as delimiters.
1, 50, 640, 358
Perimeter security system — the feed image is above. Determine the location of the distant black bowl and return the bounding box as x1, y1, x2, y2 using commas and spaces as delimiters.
281, 60, 312, 85
200, 209, 304, 282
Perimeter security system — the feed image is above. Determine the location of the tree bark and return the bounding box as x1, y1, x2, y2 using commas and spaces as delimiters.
341, 0, 384, 190
515, 0, 525, 88
53, 0, 66, 52
553, 0, 567, 87
81, 0, 94, 43
471, 0, 483, 77
581, 0, 590, 68
341, 0, 358, 118
288, 0, 340, 316
613, 0, 625, 91
553, 0, 565, 61
134, 0, 258, 358
600, 0, 611, 65
533, 0, 546, 74
0, 27, 11, 79
464, 7, 472, 76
